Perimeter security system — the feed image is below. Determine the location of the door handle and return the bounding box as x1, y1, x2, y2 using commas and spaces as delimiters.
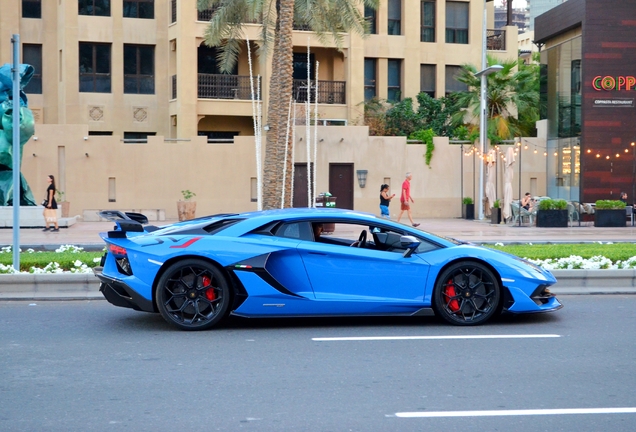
308, 252, 327, 256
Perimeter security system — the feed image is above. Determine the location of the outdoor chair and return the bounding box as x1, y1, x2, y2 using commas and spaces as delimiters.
511, 202, 535, 225
567, 202, 579, 225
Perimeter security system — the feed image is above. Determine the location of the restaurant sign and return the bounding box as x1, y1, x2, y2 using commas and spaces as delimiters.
592, 76, 636, 91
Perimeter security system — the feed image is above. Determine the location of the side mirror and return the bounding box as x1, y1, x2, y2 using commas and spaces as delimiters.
400, 235, 420, 258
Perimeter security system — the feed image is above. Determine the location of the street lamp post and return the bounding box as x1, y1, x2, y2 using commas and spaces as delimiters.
475, 64, 503, 220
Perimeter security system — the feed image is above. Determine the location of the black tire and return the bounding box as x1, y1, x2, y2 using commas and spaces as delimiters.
155, 259, 230, 331
433, 261, 500, 326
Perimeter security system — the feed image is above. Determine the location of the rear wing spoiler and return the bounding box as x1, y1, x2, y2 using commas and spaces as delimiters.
99, 210, 159, 237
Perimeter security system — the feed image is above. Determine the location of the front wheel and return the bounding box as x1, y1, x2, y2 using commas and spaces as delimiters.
433, 261, 500, 326
156, 259, 230, 330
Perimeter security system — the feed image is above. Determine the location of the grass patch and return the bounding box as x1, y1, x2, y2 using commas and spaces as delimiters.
2, 243, 636, 272
0, 251, 103, 272
485, 243, 636, 262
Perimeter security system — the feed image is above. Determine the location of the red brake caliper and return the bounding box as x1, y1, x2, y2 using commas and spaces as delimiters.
445, 279, 460, 312
202, 275, 216, 301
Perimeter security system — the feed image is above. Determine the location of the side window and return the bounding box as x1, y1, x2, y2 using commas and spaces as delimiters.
274, 222, 313, 241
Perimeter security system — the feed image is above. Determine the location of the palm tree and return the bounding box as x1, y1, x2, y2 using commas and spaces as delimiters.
199, 0, 375, 209
451, 55, 540, 143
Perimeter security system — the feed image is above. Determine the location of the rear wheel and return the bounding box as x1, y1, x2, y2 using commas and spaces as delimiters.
156, 259, 230, 330
433, 261, 500, 326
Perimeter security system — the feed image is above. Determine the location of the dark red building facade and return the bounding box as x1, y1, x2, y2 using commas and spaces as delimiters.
536, 0, 636, 203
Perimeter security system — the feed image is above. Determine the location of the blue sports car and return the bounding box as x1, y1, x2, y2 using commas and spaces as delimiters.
94, 208, 562, 330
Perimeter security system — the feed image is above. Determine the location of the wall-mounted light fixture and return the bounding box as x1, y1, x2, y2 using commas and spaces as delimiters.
83, 136, 88, 141
33, 136, 38, 141
32, 153, 36, 157
85, 153, 89, 157
356, 169, 368, 188
339, 138, 344, 142
319, 138, 324, 142
299, 137, 302, 141
263, 125, 270, 131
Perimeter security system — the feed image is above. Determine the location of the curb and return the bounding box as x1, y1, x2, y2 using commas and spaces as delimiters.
0, 273, 102, 300
1, 270, 636, 300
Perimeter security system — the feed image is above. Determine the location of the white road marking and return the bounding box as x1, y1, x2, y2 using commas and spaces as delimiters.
395, 407, 636, 418
312, 334, 561, 342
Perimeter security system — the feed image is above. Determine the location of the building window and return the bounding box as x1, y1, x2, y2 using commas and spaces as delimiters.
446, 2, 468, 44
445, 65, 467, 95
123, 0, 154, 19
79, 43, 111, 93
364, 58, 377, 101
79, 0, 110, 16
123, 132, 155, 143
420, 64, 435, 98
364, 5, 377, 34
388, 0, 401, 35
22, 0, 41, 18
420, 1, 435, 42
124, 45, 155, 94
23, 44, 42, 94
199, 131, 238, 143
388, 59, 401, 102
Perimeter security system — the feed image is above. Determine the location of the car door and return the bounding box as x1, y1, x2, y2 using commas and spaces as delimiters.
297, 239, 430, 303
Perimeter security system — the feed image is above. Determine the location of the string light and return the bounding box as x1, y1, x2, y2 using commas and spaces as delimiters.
554, 151, 558, 156
606, 155, 610, 159
544, 151, 547, 156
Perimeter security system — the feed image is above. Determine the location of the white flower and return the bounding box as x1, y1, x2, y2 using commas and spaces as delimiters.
495, 242, 504, 247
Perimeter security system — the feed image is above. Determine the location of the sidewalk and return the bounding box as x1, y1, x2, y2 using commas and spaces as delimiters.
1, 217, 635, 248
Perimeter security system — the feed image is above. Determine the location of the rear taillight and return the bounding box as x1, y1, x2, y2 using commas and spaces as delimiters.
109, 244, 127, 257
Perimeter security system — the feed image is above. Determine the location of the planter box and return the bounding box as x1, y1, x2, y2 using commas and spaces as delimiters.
490, 208, 502, 224
60, 201, 70, 218
536, 209, 568, 227
462, 203, 474, 220
177, 201, 197, 221
594, 209, 626, 227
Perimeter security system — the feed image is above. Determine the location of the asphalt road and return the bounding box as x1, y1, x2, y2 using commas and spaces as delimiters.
1, 296, 636, 432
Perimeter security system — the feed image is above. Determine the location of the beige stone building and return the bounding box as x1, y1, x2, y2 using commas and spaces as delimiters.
2, 0, 531, 219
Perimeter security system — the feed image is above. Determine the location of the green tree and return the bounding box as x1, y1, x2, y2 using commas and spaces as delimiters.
199, 0, 375, 209
451, 55, 540, 143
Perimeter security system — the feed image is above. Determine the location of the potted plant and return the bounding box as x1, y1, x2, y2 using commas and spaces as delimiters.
177, 189, 197, 221
462, 197, 474, 220
490, 199, 502, 224
594, 200, 626, 227
536, 198, 568, 227
56, 190, 70, 218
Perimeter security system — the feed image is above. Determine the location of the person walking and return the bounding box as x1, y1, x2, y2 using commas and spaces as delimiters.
379, 184, 395, 219
397, 172, 420, 227
42, 174, 59, 232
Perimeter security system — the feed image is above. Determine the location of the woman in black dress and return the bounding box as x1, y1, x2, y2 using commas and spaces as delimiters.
43, 174, 59, 232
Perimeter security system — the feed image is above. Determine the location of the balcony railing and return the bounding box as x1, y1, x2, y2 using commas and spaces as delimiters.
198, 74, 261, 100
293, 79, 346, 104
197, 6, 220, 21
487, 29, 506, 51
198, 7, 262, 23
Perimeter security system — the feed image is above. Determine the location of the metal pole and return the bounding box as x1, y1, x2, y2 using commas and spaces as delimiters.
460, 144, 463, 215
11, 34, 21, 270
477, 2, 487, 220
518, 143, 522, 227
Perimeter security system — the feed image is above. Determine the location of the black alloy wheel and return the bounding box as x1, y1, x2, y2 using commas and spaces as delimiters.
156, 259, 230, 330
433, 261, 500, 326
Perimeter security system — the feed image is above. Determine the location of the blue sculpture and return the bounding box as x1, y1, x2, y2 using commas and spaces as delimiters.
0, 63, 36, 206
